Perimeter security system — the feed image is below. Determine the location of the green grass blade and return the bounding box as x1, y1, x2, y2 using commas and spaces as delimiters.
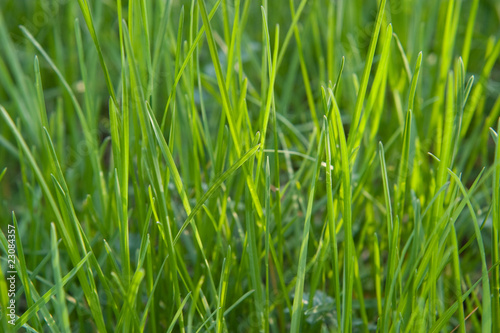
14, 252, 92, 330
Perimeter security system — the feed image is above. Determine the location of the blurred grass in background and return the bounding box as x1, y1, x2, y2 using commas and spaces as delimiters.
0, 0, 500, 331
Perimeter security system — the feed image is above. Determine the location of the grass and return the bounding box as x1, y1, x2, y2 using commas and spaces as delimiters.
0, 0, 499, 331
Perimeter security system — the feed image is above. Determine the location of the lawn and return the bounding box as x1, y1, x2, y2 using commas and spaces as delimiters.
0, 0, 499, 331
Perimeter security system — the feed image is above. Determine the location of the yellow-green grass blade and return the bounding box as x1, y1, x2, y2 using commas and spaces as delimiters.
264, 158, 271, 333
197, 0, 239, 156
429, 260, 500, 333
379, 142, 398, 333
244, 184, 264, 330
447, 169, 491, 333
161, 0, 223, 130
49, 223, 70, 332
347, 0, 387, 156
429, 0, 461, 148
196, 0, 264, 217
395, 108, 413, 222
290, 117, 325, 333
174, 142, 260, 244
324, 116, 342, 327
327, 88, 355, 333
167, 292, 193, 333
14, 252, 92, 330
75, 0, 117, 105
276, 0, 309, 70
255, 8, 279, 188
461, 39, 500, 138
461, 0, 480, 73
216, 247, 231, 333
351, 23, 392, 164
492, 120, 500, 332
288, 0, 319, 135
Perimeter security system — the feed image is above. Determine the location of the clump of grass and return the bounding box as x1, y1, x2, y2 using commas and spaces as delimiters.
0, 0, 499, 332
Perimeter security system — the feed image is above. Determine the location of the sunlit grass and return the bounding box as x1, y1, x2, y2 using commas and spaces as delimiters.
0, 0, 499, 332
